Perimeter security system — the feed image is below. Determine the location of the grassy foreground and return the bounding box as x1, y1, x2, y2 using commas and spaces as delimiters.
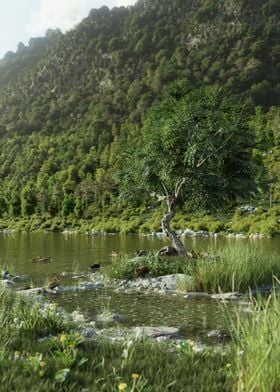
105, 244, 280, 293
0, 288, 280, 391
0, 289, 232, 392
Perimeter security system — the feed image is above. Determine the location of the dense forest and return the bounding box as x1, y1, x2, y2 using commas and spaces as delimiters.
0, 0, 279, 233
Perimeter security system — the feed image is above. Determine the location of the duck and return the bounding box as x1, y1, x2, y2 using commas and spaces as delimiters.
135, 265, 150, 277
47, 275, 61, 290
32, 256, 51, 263
89, 263, 101, 272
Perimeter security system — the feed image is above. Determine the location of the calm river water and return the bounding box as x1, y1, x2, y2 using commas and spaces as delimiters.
0, 232, 279, 339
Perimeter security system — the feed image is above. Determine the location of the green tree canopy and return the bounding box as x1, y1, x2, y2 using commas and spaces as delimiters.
118, 84, 256, 255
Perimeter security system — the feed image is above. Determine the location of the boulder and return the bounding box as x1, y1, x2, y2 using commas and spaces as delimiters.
157, 246, 178, 257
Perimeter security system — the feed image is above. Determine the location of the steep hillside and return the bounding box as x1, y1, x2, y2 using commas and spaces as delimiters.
0, 0, 279, 230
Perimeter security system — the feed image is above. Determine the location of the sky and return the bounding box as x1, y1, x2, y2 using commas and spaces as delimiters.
0, 0, 137, 59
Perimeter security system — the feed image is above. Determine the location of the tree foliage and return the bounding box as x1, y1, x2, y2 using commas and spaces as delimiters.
118, 84, 256, 209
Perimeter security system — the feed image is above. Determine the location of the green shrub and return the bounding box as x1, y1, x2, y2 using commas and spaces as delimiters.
105, 254, 190, 280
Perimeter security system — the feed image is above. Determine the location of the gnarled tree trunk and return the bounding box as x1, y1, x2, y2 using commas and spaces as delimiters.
161, 200, 187, 257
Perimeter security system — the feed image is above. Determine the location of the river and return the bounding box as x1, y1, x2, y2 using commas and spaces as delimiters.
0, 232, 279, 340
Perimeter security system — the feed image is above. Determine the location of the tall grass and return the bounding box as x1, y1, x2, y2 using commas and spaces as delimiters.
188, 244, 280, 293
233, 293, 280, 391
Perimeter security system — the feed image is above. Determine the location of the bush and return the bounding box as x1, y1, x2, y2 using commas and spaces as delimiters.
105, 254, 190, 280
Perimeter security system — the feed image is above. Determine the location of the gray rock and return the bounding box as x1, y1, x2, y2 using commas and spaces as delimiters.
182, 228, 195, 237
207, 329, 230, 340
159, 274, 193, 291
133, 326, 180, 338
184, 292, 211, 299
17, 287, 46, 296
211, 292, 241, 300
157, 246, 178, 257
2, 279, 15, 286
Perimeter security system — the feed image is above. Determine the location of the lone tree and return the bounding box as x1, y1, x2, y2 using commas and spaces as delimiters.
118, 84, 256, 256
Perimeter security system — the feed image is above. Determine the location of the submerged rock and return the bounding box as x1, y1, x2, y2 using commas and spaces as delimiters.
184, 292, 211, 299
211, 292, 241, 300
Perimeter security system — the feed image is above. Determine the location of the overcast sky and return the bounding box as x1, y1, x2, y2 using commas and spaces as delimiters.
0, 0, 136, 59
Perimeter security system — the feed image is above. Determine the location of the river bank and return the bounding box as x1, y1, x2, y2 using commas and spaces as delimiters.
0, 203, 279, 237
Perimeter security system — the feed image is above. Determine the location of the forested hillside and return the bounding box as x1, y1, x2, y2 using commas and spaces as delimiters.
0, 0, 279, 233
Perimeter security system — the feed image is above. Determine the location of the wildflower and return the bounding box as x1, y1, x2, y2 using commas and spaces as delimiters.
60, 334, 67, 343
226, 363, 232, 368
40, 361, 47, 368
14, 351, 20, 360
132, 373, 140, 380
118, 383, 128, 391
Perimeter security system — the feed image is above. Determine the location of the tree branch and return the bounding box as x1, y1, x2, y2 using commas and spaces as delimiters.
196, 132, 234, 168
175, 177, 187, 198
161, 182, 169, 198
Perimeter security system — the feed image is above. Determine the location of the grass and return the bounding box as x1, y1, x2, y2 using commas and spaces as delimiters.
0, 284, 280, 390
233, 293, 280, 391
104, 244, 280, 294
188, 244, 280, 293
0, 288, 233, 391
104, 254, 189, 280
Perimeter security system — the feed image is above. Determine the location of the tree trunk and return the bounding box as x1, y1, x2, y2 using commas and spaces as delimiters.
161, 203, 187, 257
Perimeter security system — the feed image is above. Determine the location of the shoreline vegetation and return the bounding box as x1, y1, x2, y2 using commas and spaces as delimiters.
104, 244, 280, 294
0, 203, 279, 237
